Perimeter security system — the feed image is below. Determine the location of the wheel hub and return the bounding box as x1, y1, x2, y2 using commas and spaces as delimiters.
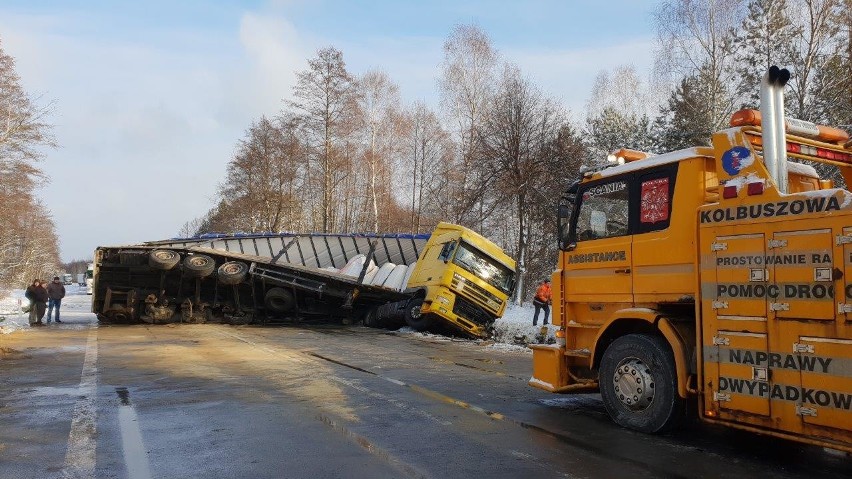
612, 357, 655, 411
222, 263, 242, 274
188, 257, 208, 267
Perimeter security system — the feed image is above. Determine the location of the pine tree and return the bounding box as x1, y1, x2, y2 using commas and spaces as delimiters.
811, 1, 852, 128
653, 67, 723, 151
585, 108, 656, 160
732, 0, 799, 108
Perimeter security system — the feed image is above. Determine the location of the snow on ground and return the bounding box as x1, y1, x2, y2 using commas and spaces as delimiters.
0, 285, 93, 334
0, 288, 29, 334
394, 303, 557, 353
2, 286, 552, 353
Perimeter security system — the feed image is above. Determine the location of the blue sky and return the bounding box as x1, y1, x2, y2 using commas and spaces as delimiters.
0, 0, 660, 261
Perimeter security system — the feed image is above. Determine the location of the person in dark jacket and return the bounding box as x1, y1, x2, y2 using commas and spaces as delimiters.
25, 279, 49, 326
46, 276, 66, 324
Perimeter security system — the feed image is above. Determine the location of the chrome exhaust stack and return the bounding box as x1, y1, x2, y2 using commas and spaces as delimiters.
760, 66, 791, 193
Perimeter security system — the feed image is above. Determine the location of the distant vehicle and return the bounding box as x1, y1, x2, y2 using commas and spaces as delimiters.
62, 273, 73, 285
85, 263, 94, 295
77, 273, 85, 286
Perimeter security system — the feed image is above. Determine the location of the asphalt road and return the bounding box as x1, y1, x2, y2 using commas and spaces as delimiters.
1, 289, 850, 479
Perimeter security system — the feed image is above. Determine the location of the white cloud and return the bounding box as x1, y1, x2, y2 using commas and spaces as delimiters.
0, 11, 303, 260
236, 12, 308, 111
504, 37, 658, 119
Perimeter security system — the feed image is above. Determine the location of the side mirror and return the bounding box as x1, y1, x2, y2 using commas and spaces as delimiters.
438, 242, 455, 263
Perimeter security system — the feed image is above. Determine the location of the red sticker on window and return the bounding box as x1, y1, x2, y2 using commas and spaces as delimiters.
640, 178, 669, 224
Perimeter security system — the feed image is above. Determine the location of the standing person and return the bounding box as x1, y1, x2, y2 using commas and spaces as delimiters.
532, 278, 552, 326
46, 276, 66, 324
25, 279, 48, 326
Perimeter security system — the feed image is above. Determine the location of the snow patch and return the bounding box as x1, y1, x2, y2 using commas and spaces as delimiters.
491, 303, 557, 347
0, 288, 30, 334
787, 161, 819, 178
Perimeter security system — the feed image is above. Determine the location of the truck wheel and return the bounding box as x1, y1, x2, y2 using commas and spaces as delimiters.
404, 299, 430, 331
217, 261, 248, 285
149, 249, 180, 271
599, 334, 684, 434
362, 307, 380, 327
264, 288, 295, 314
183, 254, 215, 278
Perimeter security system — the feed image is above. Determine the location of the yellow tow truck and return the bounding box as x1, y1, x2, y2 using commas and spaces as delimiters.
530, 67, 852, 452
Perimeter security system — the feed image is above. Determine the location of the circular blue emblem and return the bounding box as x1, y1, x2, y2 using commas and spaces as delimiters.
721, 146, 753, 176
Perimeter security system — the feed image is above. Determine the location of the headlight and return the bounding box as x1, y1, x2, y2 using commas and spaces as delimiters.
437, 296, 450, 305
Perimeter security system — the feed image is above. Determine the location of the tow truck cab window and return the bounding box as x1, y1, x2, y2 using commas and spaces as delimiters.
575, 180, 629, 241
571, 164, 677, 242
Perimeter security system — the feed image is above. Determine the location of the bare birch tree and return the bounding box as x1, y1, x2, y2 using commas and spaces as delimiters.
439, 24, 498, 227
405, 102, 453, 233
0, 38, 59, 286
357, 70, 403, 232
289, 47, 359, 232
215, 116, 303, 232
787, 0, 842, 120
654, 0, 746, 131
477, 64, 566, 303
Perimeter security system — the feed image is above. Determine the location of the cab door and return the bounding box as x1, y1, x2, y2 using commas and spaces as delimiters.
566, 178, 632, 306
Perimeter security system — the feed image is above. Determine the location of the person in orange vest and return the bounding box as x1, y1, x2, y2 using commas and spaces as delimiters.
532, 278, 552, 326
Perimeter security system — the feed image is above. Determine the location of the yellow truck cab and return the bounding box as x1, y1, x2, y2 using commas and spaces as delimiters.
530, 67, 852, 453
406, 222, 516, 338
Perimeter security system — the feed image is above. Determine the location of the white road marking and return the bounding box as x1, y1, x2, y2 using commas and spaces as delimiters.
118, 396, 153, 479
61, 328, 98, 479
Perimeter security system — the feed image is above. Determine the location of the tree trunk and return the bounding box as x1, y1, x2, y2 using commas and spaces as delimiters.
513, 191, 526, 305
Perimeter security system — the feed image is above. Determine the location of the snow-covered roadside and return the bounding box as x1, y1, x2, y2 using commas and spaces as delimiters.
394, 303, 557, 353
2, 287, 556, 349
0, 288, 29, 334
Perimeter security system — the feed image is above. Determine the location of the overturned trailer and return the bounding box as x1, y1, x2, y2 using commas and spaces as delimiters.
92, 223, 517, 338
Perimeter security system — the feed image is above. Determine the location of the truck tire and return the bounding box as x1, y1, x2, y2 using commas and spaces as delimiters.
264, 288, 295, 314
404, 298, 431, 331
362, 307, 380, 327
149, 249, 180, 271
217, 261, 248, 285
599, 334, 684, 434
183, 254, 215, 278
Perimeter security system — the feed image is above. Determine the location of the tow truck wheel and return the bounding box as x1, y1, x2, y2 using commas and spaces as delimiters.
599, 334, 684, 434
217, 261, 248, 285
149, 249, 180, 271
404, 299, 430, 331
183, 254, 215, 278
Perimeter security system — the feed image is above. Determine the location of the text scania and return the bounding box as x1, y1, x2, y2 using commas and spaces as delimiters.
585, 181, 627, 198
718, 377, 852, 411
568, 251, 627, 264
700, 196, 842, 224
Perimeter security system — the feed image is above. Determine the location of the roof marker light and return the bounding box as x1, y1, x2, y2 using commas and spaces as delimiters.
731, 109, 850, 144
